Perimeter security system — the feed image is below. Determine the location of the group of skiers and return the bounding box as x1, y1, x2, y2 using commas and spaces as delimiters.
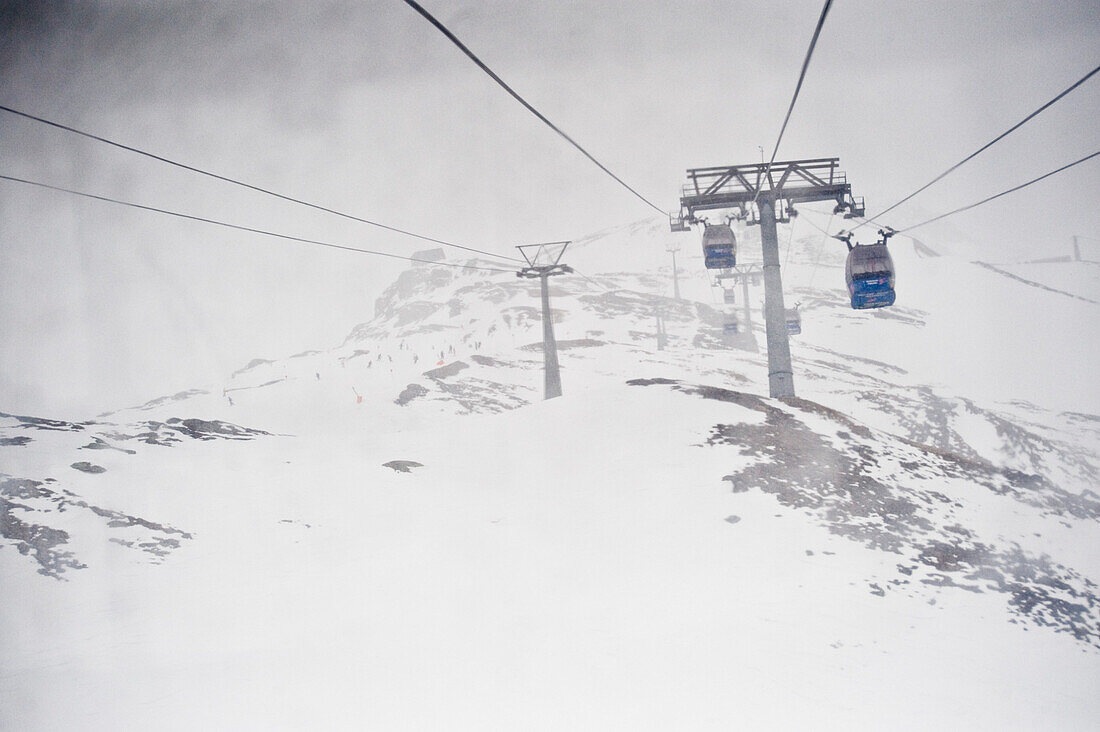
221, 334, 492, 408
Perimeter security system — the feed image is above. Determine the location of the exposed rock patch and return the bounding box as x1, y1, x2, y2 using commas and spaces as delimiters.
383, 460, 423, 473
0, 412, 89, 432
110, 418, 270, 446
470, 354, 506, 367
81, 437, 136, 454
520, 338, 605, 352
395, 383, 430, 406
1, 476, 190, 578
630, 379, 1100, 648
231, 358, 275, 377
423, 361, 469, 379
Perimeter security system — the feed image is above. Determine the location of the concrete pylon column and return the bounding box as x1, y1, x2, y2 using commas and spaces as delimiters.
758, 196, 795, 398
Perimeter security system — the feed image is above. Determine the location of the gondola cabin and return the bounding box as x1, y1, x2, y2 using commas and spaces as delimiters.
702, 223, 737, 270
723, 316, 739, 334
845, 243, 896, 309
785, 308, 801, 335
723, 289, 737, 305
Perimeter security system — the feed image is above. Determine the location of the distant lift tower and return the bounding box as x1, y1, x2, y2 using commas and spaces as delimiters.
674, 158, 863, 398
517, 241, 572, 400
666, 242, 682, 300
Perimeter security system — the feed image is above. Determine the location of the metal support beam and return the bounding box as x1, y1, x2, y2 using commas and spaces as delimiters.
670, 249, 681, 300
759, 197, 795, 398
539, 272, 562, 399
675, 157, 860, 399
656, 307, 667, 351
516, 241, 572, 401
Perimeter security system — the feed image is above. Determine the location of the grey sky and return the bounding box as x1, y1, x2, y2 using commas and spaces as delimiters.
1, 0, 1098, 415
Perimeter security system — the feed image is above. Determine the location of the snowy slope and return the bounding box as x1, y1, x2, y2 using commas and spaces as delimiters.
3, 215, 1099, 730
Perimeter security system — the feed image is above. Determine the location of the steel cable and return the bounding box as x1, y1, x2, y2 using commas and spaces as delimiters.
400, 0, 668, 216
0, 174, 517, 273
856, 63, 1100, 230
898, 150, 1100, 233
752, 0, 834, 207
0, 104, 523, 264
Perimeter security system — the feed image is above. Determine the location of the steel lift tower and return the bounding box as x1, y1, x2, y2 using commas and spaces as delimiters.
674, 158, 863, 398
517, 241, 572, 400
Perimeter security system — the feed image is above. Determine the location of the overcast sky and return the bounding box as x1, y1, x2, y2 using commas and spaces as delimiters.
1, 0, 1098, 416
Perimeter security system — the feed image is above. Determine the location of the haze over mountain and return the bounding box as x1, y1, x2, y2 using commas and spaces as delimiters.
1, 0, 1098, 416
3, 216, 1099, 729
2, 1, 1099, 728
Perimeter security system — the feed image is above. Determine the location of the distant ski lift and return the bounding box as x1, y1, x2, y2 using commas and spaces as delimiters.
702, 223, 737, 270
723, 315, 739, 334
670, 214, 690, 233
723, 289, 737, 305
786, 307, 802, 335
845, 230, 896, 309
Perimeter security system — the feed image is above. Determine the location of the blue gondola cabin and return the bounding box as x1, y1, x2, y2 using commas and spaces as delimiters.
785, 308, 801, 335
845, 243, 896, 309
702, 223, 737, 270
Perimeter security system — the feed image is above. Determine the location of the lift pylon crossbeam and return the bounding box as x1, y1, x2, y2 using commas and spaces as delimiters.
679, 158, 858, 218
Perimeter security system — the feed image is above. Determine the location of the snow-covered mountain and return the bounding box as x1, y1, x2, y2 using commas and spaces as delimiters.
3, 215, 1099, 730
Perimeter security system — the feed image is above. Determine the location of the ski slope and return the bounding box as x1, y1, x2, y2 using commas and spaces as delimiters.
3, 216, 1099, 730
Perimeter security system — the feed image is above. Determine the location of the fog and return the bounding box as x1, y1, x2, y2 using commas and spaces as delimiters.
1, 0, 1098, 416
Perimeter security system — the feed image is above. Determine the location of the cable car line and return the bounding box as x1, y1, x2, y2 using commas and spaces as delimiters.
0, 104, 522, 264
0, 174, 516, 273
856, 63, 1100, 230
798, 207, 841, 238
898, 150, 1100, 233
752, 0, 834, 207
806, 212, 836, 290
399, 0, 667, 216
571, 268, 614, 294
783, 214, 798, 267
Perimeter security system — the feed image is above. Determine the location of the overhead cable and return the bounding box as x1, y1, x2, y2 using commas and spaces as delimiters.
0, 174, 516, 273
858, 62, 1100, 229
571, 268, 614, 294
898, 150, 1100, 232
400, 0, 667, 216
753, 0, 834, 206
0, 104, 522, 264
807, 212, 836, 290
783, 212, 798, 267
